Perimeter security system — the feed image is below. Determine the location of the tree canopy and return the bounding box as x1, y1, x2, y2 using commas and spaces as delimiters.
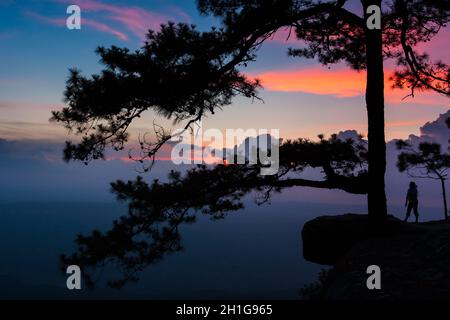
52, 0, 450, 164
61, 134, 368, 287
55, 0, 450, 287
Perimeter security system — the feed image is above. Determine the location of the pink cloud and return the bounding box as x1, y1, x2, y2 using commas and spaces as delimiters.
83, 18, 128, 41
251, 66, 366, 98
319, 120, 429, 131
25, 10, 128, 41
386, 120, 427, 128
413, 26, 450, 61
56, 0, 189, 40
27, 1, 189, 41
251, 65, 450, 106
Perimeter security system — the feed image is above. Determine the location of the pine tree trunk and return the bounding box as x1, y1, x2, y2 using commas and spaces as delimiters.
363, 0, 388, 228
440, 178, 448, 220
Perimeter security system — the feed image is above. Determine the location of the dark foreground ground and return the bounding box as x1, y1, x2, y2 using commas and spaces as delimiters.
302, 214, 450, 299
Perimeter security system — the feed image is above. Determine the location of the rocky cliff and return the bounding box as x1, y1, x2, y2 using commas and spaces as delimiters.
301, 214, 450, 299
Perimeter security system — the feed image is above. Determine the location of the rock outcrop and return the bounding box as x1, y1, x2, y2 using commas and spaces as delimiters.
302, 214, 450, 299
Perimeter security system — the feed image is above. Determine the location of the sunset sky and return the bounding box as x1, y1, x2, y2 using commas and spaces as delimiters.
0, 0, 449, 143
0, 0, 449, 210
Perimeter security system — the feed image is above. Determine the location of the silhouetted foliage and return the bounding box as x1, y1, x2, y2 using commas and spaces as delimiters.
54, 0, 450, 289
387, 1, 450, 97
397, 140, 450, 220
61, 134, 368, 288
52, 0, 450, 223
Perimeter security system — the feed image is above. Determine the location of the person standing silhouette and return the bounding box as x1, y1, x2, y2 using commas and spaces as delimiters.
404, 181, 419, 223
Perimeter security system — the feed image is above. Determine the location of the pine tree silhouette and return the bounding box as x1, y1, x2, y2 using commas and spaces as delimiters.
53, 1, 450, 287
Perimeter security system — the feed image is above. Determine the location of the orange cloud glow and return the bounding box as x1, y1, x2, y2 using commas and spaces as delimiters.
253, 67, 366, 98
252, 66, 450, 106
